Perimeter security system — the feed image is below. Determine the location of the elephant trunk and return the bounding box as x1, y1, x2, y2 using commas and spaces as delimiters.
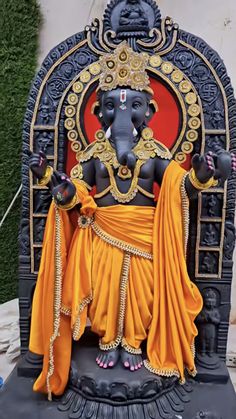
111, 117, 136, 170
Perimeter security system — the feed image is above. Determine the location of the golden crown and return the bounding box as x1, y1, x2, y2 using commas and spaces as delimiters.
98, 42, 154, 95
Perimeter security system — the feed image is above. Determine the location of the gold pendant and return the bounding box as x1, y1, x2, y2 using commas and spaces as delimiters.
117, 166, 132, 180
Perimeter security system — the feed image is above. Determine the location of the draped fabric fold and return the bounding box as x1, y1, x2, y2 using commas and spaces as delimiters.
29, 182, 97, 397
29, 161, 203, 397
146, 161, 203, 380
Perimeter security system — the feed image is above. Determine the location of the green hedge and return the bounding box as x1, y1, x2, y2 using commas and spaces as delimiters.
0, 0, 41, 303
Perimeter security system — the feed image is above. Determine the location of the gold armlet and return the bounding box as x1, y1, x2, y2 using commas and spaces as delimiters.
188, 169, 218, 190
37, 166, 53, 187
55, 193, 80, 211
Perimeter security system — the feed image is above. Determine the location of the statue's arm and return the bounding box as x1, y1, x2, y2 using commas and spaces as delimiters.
211, 309, 221, 325
28, 150, 95, 208
154, 151, 235, 199
185, 151, 235, 199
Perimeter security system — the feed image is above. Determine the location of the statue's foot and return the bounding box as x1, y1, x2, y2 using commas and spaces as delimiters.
120, 348, 143, 371
96, 348, 120, 369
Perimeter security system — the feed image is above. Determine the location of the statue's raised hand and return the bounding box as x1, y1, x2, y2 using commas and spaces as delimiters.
51, 172, 76, 206
28, 149, 48, 179
192, 151, 235, 184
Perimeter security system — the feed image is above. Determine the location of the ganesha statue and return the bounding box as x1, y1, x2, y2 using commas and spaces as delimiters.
28, 43, 235, 400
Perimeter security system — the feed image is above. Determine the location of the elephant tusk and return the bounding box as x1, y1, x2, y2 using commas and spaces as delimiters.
105, 127, 112, 139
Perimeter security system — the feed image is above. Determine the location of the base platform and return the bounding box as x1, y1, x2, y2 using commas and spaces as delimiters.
0, 348, 236, 419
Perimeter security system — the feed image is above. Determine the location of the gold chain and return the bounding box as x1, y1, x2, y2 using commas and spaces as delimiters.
46, 207, 63, 401
72, 294, 93, 340
91, 221, 153, 260
121, 338, 142, 354
104, 160, 144, 203
143, 360, 181, 380
180, 174, 189, 257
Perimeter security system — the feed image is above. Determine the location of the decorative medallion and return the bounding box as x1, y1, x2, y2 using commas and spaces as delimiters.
78, 215, 94, 229
186, 130, 198, 142
161, 62, 174, 75
65, 118, 76, 130
67, 130, 78, 142
117, 166, 132, 180
80, 71, 91, 83
171, 70, 184, 83
181, 141, 194, 154
179, 80, 192, 93
95, 129, 106, 142
175, 152, 187, 164
142, 127, 154, 140
89, 63, 101, 75
71, 142, 82, 153
73, 81, 84, 93
68, 93, 79, 105
149, 55, 162, 68
188, 104, 200, 117
65, 105, 76, 118
188, 117, 201, 130
185, 92, 197, 105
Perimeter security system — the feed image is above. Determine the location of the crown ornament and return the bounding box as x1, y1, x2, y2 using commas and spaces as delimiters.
98, 42, 154, 95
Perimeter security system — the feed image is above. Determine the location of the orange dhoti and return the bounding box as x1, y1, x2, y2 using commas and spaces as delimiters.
64, 205, 155, 351
29, 161, 203, 398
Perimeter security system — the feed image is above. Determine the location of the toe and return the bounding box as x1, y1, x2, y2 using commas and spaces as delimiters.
124, 361, 130, 368
130, 358, 135, 371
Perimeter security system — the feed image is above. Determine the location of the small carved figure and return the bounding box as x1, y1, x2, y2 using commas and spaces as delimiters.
34, 190, 51, 214
201, 224, 218, 247
206, 194, 217, 217
119, 0, 149, 29
34, 218, 46, 243
196, 289, 220, 357
38, 132, 53, 153
201, 252, 217, 274
38, 97, 51, 124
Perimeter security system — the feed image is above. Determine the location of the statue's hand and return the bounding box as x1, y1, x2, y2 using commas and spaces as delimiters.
213, 151, 235, 181
192, 151, 236, 184
28, 150, 48, 179
191, 152, 216, 184
51, 172, 76, 206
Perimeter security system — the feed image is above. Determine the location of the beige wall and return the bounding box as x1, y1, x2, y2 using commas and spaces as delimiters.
38, 0, 236, 321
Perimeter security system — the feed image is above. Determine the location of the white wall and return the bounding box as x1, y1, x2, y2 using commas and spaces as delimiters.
38, 0, 236, 321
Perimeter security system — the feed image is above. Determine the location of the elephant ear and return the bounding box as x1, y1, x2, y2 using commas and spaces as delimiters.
146, 99, 159, 123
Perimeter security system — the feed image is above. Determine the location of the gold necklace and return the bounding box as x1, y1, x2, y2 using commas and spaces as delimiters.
73, 129, 172, 203
104, 160, 144, 203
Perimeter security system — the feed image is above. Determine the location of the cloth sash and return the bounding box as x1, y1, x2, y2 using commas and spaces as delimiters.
29, 161, 203, 397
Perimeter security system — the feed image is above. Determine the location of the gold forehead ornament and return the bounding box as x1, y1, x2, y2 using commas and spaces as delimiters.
97, 42, 154, 96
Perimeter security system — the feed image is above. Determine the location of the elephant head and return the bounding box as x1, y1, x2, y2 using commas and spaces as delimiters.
93, 87, 158, 170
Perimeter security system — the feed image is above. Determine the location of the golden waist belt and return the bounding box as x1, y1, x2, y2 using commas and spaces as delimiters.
91, 220, 153, 260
